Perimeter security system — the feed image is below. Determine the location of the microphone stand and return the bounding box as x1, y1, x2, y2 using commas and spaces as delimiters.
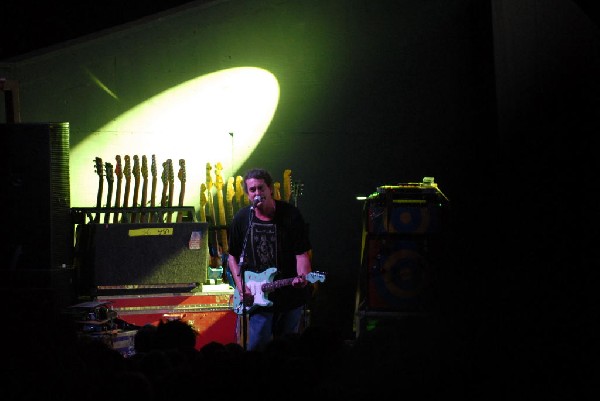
237, 205, 255, 350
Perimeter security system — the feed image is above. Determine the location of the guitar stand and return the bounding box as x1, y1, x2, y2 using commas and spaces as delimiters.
71, 206, 197, 225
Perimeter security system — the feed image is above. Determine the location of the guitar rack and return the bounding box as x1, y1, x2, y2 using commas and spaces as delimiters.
71, 206, 197, 225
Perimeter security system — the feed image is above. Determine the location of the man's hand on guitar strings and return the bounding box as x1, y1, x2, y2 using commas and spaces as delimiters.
292, 276, 307, 288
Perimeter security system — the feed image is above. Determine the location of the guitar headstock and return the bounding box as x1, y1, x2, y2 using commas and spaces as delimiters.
273, 182, 281, 200
178, 159, 186, 183
167, 159, 174, 184
200, 183, 208, 208
94, 157, 104, 177
161, 161, 168, 185
283, 169, 292, 202
291, 179, 304, 207
124, 155, 131, 181
151, 155, 157, 179
141, 155, 148, 179
133, 155, 140, 181
215, 162, 223, 189
105, 162, 114, 184
206, 163, 213, 191
115, 155, 123, 180
235, 175, 243, 203
226, 176, 235, 202
306, 271, 326, 284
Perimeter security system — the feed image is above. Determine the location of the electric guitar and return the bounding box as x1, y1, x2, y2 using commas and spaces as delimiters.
104, 161, 114, 224
122, 155, 131, 222
177, 158, 186, 223
160, 160, 168, 222
291, 179, 304, 208
226, 176, 235, 224
131, 155, 140, 223
113, 155, 123, 223
273, 181, 281, 200
166, 159, 174, 222
205, 163, 215, 224
150, 154, 157, 222
93, 157, 104, 223
283, 169, 292, 203
235, 175, 245, 211
215, 162, 228, 254
233, 268, 326, 314
206, 163, 222, 269
199, 183, 208, 223
140, 155, 148, 223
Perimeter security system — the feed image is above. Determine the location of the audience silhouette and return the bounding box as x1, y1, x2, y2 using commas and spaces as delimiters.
9, 312, 491, 401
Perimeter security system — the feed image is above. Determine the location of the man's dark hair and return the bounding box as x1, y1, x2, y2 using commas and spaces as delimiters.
242, 168, 273, 193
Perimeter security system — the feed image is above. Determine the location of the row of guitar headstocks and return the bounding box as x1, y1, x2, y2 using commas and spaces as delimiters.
91, 155, 303, 227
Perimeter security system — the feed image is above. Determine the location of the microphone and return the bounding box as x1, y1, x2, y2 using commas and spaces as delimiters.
251, 196, 264, 209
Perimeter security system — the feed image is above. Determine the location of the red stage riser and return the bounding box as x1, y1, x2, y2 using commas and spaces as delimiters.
98, 292, 237, 350
119, 310, 237, 349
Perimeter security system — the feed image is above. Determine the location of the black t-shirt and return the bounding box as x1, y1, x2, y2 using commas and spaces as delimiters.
228, 200, 311, 311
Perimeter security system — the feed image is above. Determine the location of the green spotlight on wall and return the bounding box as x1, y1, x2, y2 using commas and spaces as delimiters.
71, 67, 279, 212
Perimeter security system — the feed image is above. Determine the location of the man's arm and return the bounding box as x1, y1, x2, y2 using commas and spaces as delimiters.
227, 254, 244, 293
293, 251, 312, 287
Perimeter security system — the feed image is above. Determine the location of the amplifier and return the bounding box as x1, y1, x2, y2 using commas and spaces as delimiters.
366, 178, 449, 235
74, 222, 209, 296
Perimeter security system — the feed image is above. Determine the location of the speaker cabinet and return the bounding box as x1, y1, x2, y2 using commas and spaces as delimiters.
74, 222, 209, 296
363, 237, 432, 311
358, 183, 448, 313
1, 123, 71, 270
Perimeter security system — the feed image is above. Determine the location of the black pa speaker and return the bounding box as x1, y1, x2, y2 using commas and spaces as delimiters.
1, 123, 71, 270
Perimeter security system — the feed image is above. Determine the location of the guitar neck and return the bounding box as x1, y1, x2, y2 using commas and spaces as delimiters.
132, 180, 140, 205
140, 179, 148, 222
123, 178, 131, 208
283, 169, 292, 203
104, 184, 113, 224
96, 177, 103, 207
177, 184, 186, 223
262, 277, 295, 293
177, 158, 186, 222
217, 189, 228, 253
149, 154, 158, 222
167, 182, 174, 207
150, 178, 157, 207
132, 180, 140, 222
113, 178, 122, 223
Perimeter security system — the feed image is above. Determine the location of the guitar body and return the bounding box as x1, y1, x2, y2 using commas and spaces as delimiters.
233, 267, 278, 314
233, 268, 326, 314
